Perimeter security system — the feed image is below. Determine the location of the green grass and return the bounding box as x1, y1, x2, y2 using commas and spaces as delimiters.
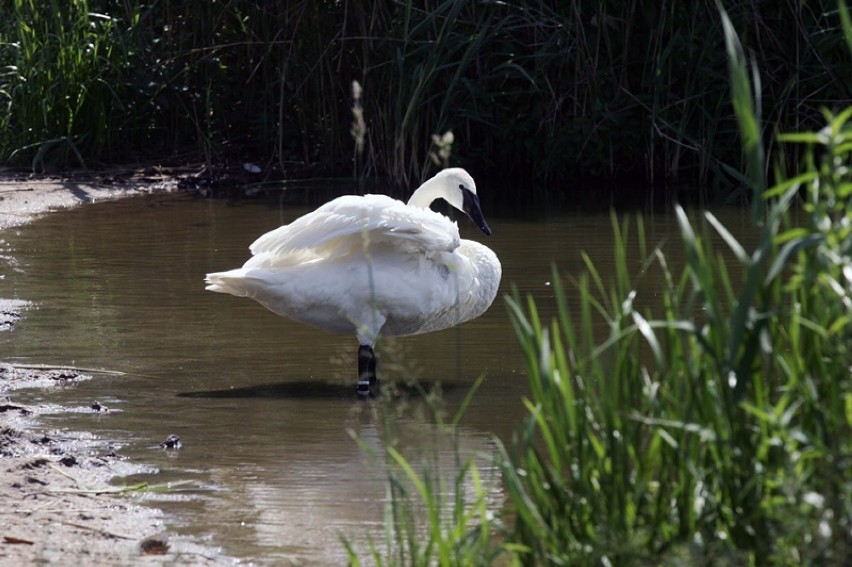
343, 3, 851, 565
2, 1, 851, 199
342, 376, 512, 566
496, 5, 851, 562
0, 0, 145, 169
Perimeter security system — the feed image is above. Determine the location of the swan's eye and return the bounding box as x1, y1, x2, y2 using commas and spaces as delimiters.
459, 184, 465, 190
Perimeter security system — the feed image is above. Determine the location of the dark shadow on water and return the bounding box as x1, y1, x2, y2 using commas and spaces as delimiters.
178, 380, 352, 400
178, 379, 462, 400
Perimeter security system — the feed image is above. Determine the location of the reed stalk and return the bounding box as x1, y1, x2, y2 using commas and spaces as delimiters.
498, 4, 851, 562
3, 1, 850, 198
343, 3, 851, 564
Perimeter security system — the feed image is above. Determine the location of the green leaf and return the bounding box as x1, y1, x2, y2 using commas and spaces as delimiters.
765, 234, 824, 284
840, 0, 852, 60
631, 311, 664, 369
763, 171, 816, 198
705, 211, 749, 264
777, 132, 827, 145
846, 394, 852, 426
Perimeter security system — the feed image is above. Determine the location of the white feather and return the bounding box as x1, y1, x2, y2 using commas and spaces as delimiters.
205, 168, 501, 350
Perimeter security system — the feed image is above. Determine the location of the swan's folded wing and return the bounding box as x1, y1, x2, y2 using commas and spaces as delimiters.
249, 195, 460, 257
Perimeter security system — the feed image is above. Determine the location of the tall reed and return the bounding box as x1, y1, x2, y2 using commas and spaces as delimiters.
341, 376, 509, 566
2, 1, 850, 198
498, 3, 851, 562
342, 2, 851, 564
0, 0, 146, 169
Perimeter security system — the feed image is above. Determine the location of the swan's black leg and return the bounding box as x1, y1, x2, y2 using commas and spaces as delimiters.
357, 345, 378, 398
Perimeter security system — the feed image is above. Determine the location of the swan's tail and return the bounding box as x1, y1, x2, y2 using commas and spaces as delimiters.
205, 269, 251, 297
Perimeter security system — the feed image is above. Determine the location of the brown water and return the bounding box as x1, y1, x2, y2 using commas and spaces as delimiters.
0, 192, 757, 564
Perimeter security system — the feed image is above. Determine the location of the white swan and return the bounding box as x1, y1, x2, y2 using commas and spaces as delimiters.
205, 168, 502, 397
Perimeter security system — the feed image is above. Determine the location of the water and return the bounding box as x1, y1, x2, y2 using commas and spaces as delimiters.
0, 192, 757, 564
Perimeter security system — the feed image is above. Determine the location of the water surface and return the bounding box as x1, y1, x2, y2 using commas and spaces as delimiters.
0, 192, 756, 563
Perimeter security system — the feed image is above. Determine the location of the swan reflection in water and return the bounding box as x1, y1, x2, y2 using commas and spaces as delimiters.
195, 408, 503, 565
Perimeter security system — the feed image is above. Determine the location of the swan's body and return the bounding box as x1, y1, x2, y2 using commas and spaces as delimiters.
205, 168, 501, 396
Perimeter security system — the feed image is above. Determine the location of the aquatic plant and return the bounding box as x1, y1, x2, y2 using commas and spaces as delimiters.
499, 4, 852, 563
2, 1, 851, 198
0, 0, 147, 169
341, 376, 511, 566
343, 2, 851, 564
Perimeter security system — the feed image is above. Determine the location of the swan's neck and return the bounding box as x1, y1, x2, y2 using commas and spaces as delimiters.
407, 177, 446, 209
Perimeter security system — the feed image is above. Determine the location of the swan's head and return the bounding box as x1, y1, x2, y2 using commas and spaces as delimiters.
409, 168, 493, 236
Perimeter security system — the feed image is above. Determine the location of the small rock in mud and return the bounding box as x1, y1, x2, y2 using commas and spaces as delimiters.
23, 457, 50, 470
1, 426, 25, 456
2, 536, 34, 545
0, 396, 31, 415
159, 434, 181, 450
139, 532, 171, 555
0, 311, 21, 332
0, 299, 29, 332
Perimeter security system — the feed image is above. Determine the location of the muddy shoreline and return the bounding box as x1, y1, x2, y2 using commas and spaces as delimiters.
0, 169, 232, 565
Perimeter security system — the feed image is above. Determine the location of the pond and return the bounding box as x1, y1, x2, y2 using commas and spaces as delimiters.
0, 190, 757, 564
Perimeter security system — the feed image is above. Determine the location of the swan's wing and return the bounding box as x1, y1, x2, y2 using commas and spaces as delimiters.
249, 194, 460, 257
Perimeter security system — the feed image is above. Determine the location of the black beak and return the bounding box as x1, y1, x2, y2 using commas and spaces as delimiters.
462, 189, 492, 236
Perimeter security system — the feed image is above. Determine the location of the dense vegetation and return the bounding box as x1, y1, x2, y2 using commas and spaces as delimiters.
3, 2, 849, 562
1, 1, 850, 202
343, 3, 852, 565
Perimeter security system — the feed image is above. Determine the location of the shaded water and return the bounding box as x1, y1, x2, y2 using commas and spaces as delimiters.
0, 192, 756, 564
